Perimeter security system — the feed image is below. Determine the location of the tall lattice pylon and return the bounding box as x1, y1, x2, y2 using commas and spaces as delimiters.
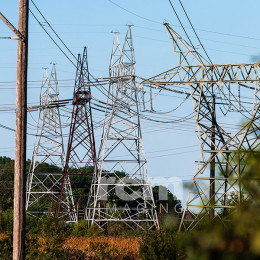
55, 47, 97, 221
86, 26, 159, 230
26, 65, 75, 221
142, 23, 260, 231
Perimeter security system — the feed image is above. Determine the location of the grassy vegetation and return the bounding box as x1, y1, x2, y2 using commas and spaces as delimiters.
0, 214, 141, 259
1, 152, 260, 259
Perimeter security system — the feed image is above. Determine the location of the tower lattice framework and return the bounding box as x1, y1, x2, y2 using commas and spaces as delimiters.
55, 47, 97, 221
26, 64, 75, 221
142, 23, 260, 231
86, 26, 159, 230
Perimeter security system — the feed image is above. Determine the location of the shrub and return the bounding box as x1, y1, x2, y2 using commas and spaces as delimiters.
0, 233, 12, 260
140, 231, 185, 260
85, 224, 102, 237
71, 219, 89, 237
89, 241, 120, 259
0, 209, 13, 233
26, 215, 72, 238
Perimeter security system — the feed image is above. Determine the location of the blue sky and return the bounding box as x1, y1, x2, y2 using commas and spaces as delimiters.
0, 0, 260, 203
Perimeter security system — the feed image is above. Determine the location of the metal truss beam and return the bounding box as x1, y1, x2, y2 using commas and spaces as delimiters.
26, 65, 76, 221
142, 23, 260, 231
55, 47, 97, 221
86, 26, 159, 231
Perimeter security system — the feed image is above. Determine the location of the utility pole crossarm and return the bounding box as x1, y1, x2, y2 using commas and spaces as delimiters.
0, 12, 25, 41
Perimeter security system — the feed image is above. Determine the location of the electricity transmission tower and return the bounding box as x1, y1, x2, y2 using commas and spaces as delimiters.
26, 64, 76, 221
142, 23, 260, 231
55, 47, 97, 221
86, 26, 159, 230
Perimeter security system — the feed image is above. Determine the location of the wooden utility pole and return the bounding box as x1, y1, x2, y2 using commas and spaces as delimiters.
13, 0, 28, 259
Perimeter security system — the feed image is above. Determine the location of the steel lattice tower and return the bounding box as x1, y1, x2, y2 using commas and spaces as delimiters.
86, 26, 159, 230
142, 23, 260, 231
55, 47, 97, 221
26, 65, 75, 221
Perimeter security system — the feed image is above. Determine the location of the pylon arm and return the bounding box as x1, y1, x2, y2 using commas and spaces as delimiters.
142, 63, 260, 86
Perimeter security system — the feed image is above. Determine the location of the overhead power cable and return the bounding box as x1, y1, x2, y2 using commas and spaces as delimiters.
176, 0, 214, 65
168, 0, 251, 119
108, 0, 161, 25
30, 0, 78, 61
108, 0, 260, 41
29, 9, 77, 67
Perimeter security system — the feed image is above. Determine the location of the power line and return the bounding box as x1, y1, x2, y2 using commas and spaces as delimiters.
108, 0, 161, 25
176, 0, 214, 64
30, 0, 78, 61
167, 0, 252, 119
134, 35, 252, 56
29, 9, 77, 67
108, 0, 260, 41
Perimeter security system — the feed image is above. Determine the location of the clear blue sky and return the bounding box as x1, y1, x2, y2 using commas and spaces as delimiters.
0, 0, 259, 203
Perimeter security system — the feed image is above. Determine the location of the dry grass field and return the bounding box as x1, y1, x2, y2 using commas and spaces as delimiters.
63, 236, 141, 259
0, 234, 141, 259
0, 233, 8, 240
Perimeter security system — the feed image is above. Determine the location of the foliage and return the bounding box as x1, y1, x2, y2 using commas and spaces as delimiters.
71, 219, 89, 237
5, 153, 260, 259
71, 220, 103, 237
107, 223, 132, 237
26, 216, 76, 259
177, 151, 260, 260
0, 209, 13, 233
0, 157, 14, 211
0, 221, 86, 259
0, 156, 63, 212
69, 167, 93, 210
140, 151, 260, 260
153, 185, 181, 212
85, 224, 103, 237
140, 230, 185, 260
26, 215, 72, 238
160, 214, 180, 232
0, 233, 12, 260
64, 236, 141, 259
89, 241, 120, 259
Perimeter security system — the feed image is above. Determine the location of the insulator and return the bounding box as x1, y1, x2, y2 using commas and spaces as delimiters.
228, 84, 231, 111
238, 83, 241, 111
150, 87, 154, 112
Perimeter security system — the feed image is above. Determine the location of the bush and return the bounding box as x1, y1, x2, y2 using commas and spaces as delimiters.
107, 223, 132, 237
71, 219, 89, 236
140, 231, 185, 260
26, 215, 72, 237
0, 233, 12, 260
89, 241, 120, 259
85, 224, 102, 237
177, 208, 260, 260
0, 209, 13, 233
0, 233, 41, 260
139, 151, 260, 260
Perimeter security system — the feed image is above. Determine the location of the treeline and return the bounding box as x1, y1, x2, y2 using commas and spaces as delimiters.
0, 156, 180, 213
2, 154, 260, 259
0, 156, 181, 259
